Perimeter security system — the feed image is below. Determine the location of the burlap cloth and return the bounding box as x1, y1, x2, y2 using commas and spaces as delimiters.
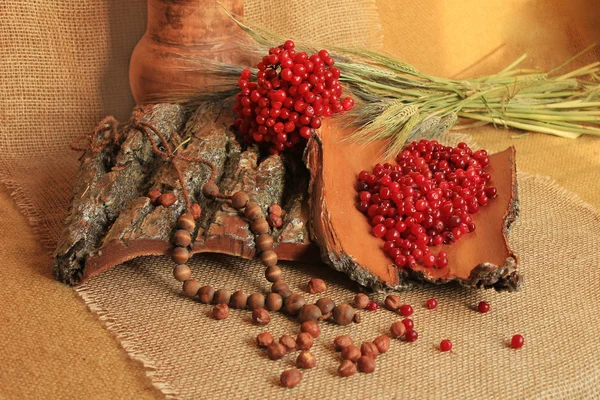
1, 0, 600, 399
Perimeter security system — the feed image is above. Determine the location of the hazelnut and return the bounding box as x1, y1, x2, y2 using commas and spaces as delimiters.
147, 188, 161, 205
256, 332, 274, 348
341, 345, 361, 362
315, 297, 335, 315
173, 229, 192, 247
231, 191, 249, 209
390, 321, 407, 338
332, 304, 355, 326
280, 369, 302, 388
298, 304, 322, 323
158, 193, 177, 207
338, 360, 357, 377
333, 335, 353, 352
247, 292, 265, 310
307, 278, 327, 294
176, 213, 195, 232
202, 181, 219, 198
296, 351, 316, 369
213, 289, 231, 305
171, 247, 190, 265
373, 335, 391, 354
279, 334, 297, 351
252, 308, 271, 326
357, 356, 375, 373
384, 294, 402, 311
296, 332, 314, 351
267, 343, 287, 360
172, 264, 191, 282
229, 290, 248, 309
191, 203, 201, 219
284, 294, 305, 316
269, 204, 283, 217
264, 265, 282, 283
256, 233, 274, 252
244, 202, 262, 221
197, 285, 215, 304
182, 279, 200, 297
211, 303, 229, 320
300, 321, 320, 338
353, 293, 370, 309
353, 312, 361, 324
267, 215, 283, 228
360, 342, 379, 359
265, 292, 283, 312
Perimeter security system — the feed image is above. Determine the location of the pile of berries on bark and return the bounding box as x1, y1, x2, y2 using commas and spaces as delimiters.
355, 139, 497, 270
233, 40, 354, 155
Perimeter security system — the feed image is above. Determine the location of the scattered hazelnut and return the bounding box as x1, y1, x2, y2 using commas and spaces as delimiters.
252, 308, 271, 326
373, 335, 391, 354
280, 334, 297, 351
298, 304, 322, 323
315, 298, 335, 315
333, 335, 353, 352
213, 289, 231, 305
338, 360, 357, 377
332, 304, 355, 326
353, 293, 370, 309
280, 369, 302, 388
300, 321, 320, 338
296, 332, 314, 351
384, 294, 402, 311
284, 294, 305, 316
191, 203, 201, 219
269, 204, 283, 217
197, 285, 215, 304
267, 343, 287, 360
147, 188, 161, 205
341, 345, 361, 362
267, 215, 283, 228
256, 332, 274, 348
360, 342, 379, 359
353, 312, 361, 324
158, 193, 177, 207
247, 292, 265, 310
265, 292, 283, 312
182, 279, 200, 297
357, 356, 375, 373
211, 303, 229, 320
307, 278, 327, 294
390, 321, 407, 338
296, 351, 316, 369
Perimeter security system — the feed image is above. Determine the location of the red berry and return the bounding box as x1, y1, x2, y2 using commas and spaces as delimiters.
440, 339, 452, 352
426, 298, 437, 310
401, 318, 414, 331
477, 301, 490, 313
399, 304, 413, 317
366, 301, 379, 311
511, 334, 524, 349
405, 330, 418, 342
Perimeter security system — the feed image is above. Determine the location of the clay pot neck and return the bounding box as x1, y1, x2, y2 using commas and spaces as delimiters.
146, 0, 243, 46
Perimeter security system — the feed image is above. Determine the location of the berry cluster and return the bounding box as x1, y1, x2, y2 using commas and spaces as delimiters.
355, 139, 497, 270
233, 40, 354, 154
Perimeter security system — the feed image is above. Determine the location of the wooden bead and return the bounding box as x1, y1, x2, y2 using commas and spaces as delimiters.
265, 265, 282, 282
256, 233, 274, 252
173, 229, 192, 247
182, 279, 201, 297
230, 290, 248, 309
171, 247, 190, 264
260, 250, 278, 268
265, 292, 283, 311
213, 289, 231, 305
284, 294, 306, 316
231, 191, 249, 209
247, 293, 265, 310
202, 181, 219, 198
173, 264, 191, 282
198, 285, 215, 304
271, 281, 289, 293
244, 202, 262, 221
251, 219, 270, 235
177, 214, 196, 232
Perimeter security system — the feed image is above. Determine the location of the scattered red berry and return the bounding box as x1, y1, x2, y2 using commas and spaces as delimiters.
405, 330, 419, 342
355, 140, 496, 271
426, 298, 437, 310
439, 339, 452, 352
399, 304, 413, 317
366, 301, 379, 311
477, 301, 490, 313
511, 334, 524, 349
233, 40, 353, 154
401, 318, 414, 331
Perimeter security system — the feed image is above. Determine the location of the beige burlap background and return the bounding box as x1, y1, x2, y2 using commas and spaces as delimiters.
1, 0, 600, 399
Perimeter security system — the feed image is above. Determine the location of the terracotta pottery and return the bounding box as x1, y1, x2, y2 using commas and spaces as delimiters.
129, 0, 245, 104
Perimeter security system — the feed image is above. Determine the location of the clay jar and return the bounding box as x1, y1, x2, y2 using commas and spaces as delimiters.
129, 0, 248, 104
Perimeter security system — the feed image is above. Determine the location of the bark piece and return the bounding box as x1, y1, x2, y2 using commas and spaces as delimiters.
305, 118, 521, 292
